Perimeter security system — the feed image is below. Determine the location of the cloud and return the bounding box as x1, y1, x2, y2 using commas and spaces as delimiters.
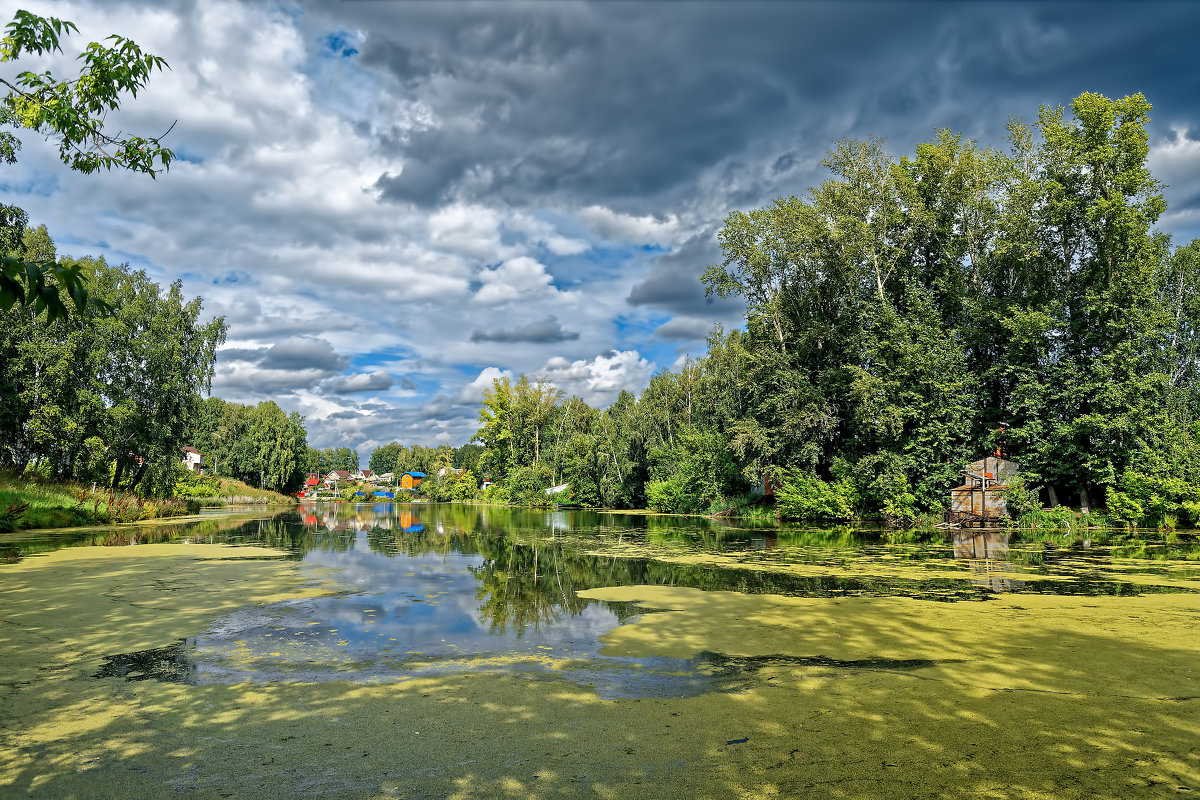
6, 0, 1200, 452
470, 315, 579, 344
626, 229, 744, 319
323, 371, 395, 394
536, 349, 654, 406
576, 206, 682, 247
259, 337, 349, 372
474, 256, 554, 304
543, 235, 590, 256
654, 317, 714, 342
428, 203, 511, 260
457, 366, 515, 403
1151, 128, 1200, 241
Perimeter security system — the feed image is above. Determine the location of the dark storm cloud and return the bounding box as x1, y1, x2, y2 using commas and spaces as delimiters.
470, 315, 580, 344
654, 317, 714, 343
324, 1, 1200, 222
216, 347, 266, 364
350, 2, 900, 212
215, 337, 348, 372
260, 337, 349, 372
217, 337, 348, 373
627, 230, 743, 319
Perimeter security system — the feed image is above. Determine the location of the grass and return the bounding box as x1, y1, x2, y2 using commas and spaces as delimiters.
173, 475, 298, 507
0, 473, 192, 532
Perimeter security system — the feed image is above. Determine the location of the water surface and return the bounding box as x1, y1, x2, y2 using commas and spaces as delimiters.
8, 502, 1199, 698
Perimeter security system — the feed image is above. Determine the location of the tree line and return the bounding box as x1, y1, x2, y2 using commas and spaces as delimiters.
186, 398, 309, 492
0, 226, 229, 495
460, 93, 1200, 527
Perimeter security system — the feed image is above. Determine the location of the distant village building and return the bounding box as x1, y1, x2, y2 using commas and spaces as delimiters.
324, 470, 352, 489
353, 469, 375, 483
180, 446, 203, 472
950, 456, 1020, 520
437, 467, 464, 478
399, 472, 425, 490
304, 472, 321, 489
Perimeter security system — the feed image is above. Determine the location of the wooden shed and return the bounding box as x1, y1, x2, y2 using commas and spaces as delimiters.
950, 456, 1020, 520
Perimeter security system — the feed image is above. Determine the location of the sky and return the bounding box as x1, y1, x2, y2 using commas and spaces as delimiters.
3, 0, 1200, 459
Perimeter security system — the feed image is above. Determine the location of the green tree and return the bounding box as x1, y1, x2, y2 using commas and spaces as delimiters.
0, 10, 174, 320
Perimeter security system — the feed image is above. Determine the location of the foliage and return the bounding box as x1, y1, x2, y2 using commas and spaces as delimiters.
0, 471, 190, 529
308, 446, 358, 475
173, 470, 222, 498
1002, 474, 1043, 519
507, 463, 554, 507
775, 470, 857, 521
644, 427, 743, 514
180, 399, 309, 494
454, 91, 1200, 527
1, 11, 174, 318
442, 468, 479, 502
0, 251, 226, 495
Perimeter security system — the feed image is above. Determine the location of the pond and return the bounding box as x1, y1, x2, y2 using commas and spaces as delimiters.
3, 503, 1199, 798
67, 505, 1200, 693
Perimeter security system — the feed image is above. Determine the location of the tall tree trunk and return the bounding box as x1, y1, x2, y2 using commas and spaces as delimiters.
128, 460, 148, 493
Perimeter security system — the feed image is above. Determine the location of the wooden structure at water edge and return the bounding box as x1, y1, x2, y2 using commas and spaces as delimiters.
949, 456, 1020, 522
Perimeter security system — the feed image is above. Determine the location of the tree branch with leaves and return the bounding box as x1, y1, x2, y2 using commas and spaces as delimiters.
0, 9, 175, 322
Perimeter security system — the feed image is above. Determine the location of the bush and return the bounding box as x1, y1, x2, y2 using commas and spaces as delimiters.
646, 427, 743, 514
508, 464, 553, 507
444, 469, 479, 502
1105, 487, 1143, 528
481, 481, 510, 504
1017, 504, 1077, 530
775, 471, 857, 521
1002, 474, 1042, 519
173, 470, 223, 498
645, 475, 691, 514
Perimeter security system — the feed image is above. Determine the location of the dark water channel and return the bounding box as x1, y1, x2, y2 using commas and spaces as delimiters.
8, 503, 1200, 698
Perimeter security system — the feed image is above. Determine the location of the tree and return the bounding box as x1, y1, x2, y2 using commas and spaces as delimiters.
1, 10, 174, 319
369, 442, 403, 475
2, 257, 225, 493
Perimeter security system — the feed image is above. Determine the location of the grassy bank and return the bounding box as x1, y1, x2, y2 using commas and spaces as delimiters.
0, 474, 191, 532
173, 473, 298, 508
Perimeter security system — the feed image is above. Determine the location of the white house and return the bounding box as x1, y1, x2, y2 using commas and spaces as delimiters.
180, 446, 203, 472
324, 470, 352, 488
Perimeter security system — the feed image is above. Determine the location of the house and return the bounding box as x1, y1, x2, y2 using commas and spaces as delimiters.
353, 469, 375, 483
304, 472, 321, 489
437, 467, 465, 478
324, 470, 352, 489
950, 456, 1020, 519
399, 472, 426, 490
180, 446, 203, 472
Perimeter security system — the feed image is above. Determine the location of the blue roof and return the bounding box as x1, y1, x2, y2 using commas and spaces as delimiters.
406, 472, 427, 478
